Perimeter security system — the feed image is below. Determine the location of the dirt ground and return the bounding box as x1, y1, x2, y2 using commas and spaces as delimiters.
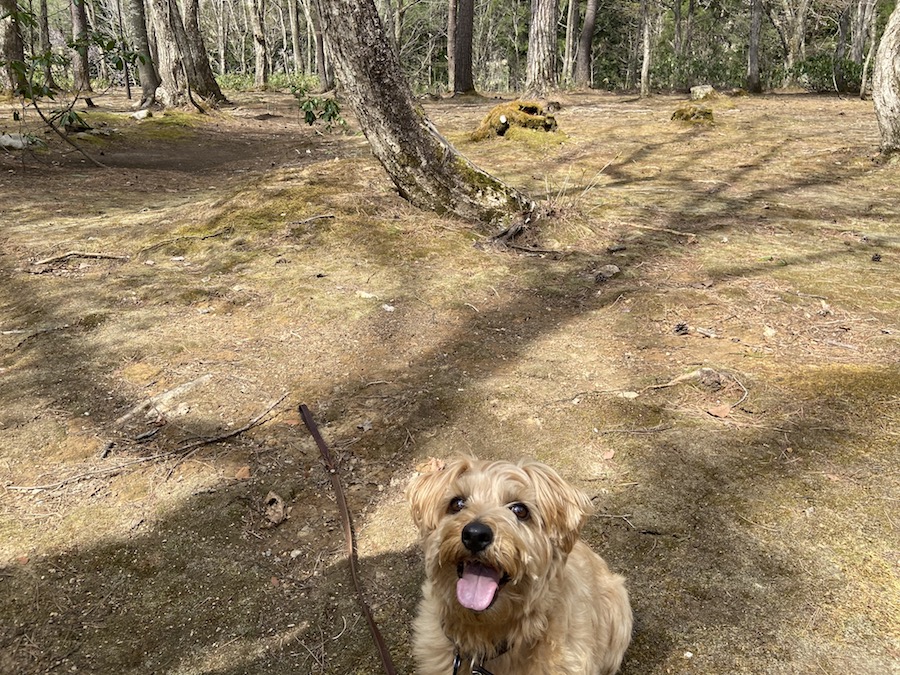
0, 88, 898, 674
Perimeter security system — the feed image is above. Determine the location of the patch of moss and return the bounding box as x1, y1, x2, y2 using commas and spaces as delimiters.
472, 100, 560, 141
672, 104, 714, 125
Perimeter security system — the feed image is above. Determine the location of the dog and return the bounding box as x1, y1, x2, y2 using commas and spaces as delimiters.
407, 456, 632, 675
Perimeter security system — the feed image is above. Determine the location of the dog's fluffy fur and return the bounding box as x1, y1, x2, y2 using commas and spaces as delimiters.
407, 456, 632, 675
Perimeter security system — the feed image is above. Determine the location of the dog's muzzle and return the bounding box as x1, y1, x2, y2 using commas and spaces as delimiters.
461, 521, 493, 553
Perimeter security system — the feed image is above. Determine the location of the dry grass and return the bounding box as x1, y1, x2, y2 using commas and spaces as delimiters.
0, 90, 898, 674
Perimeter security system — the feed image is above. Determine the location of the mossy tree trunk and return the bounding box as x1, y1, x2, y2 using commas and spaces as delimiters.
311, 0, 533, 226
873, 1, 900, 154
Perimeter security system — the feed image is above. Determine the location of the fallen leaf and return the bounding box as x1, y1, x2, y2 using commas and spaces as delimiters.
707, 404, 732, 418
263, 491, 287, 527
416, 457, 445, 473
234, 465, 251, 480
602, 450, 616, 460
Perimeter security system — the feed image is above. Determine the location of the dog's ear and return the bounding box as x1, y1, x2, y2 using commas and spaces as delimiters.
520, 461, 594, 553
406, 456, 472, 536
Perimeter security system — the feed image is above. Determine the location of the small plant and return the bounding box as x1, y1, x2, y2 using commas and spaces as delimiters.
291, 83, 347, 132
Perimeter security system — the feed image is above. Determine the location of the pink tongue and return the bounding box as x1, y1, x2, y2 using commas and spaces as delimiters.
457, 562, 501, 611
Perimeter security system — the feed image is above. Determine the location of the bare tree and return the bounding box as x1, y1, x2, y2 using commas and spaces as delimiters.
768, 0, 812, 87
525, 0, 557, 98
873, 0, 900, 153
37, 0, 58, 90
639, 0, 652, 97
310, 0, 533, 225
561, 0, 578, 85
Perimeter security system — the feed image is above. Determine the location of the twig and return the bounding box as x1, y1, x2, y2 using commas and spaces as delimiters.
115, 374, 214, 426
630, 223, 696, 238
598, 424, 672, 435
595, 513, 636, 529
33, 251, 129, 266
164, 392, 289, 478
29, 97, 107, 169
137, 226, 233, 256
6, 454, 171, 491
289, 214, 335, 226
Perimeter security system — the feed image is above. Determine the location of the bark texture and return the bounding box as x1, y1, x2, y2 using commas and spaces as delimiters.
575, 0, 599, 88
747, 0, 762, 93
311, 0, 532, 225
124, 0, 160, 107
0, 0, 27, 94
451, 0, 474, 93
525, 0, 557, 98
70, 0, 93, 94
873, 2, 900, 153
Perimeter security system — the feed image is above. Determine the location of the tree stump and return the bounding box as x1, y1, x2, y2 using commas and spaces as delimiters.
472, 100, 559, 141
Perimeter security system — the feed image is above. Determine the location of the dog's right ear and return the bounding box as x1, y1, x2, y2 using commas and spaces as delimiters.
406, 456, 472, 536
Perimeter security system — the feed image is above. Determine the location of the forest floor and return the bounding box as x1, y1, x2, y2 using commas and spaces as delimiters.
0, 88, 898, 675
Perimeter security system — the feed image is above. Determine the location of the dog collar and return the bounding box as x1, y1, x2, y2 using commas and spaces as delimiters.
452, 651, 495, 675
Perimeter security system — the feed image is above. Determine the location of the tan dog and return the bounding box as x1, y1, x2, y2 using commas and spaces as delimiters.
407, 456, 632, 675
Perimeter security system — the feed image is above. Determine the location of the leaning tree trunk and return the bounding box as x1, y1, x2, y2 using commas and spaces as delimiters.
524, 0, 557, 98
873, 1, 900, 154
574, 0, 599, 88
310, 0, 533, 225
124, 0, 160, 108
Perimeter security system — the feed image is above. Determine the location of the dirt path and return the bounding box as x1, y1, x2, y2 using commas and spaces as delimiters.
1, 90, 898, 674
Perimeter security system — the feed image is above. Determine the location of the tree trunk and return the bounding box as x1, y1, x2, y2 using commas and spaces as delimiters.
288, 0, 302, 73
639, 0, 651, 97
873, 1, 900, 154
447, 0, 456, 92
747, 0, 762, 93
38, 0, 58, 90
70, 0, 94, 95
183, 0, 226, 100
310, 0, 533, 225
302, 0, 331, 89
525, 0, 557, 98
0, 0, 28, 94
834, 4, 851, 93
452, 0, 475, 93
769, 0, 811, 87
124, 0, 159, 107
852, 0, 877, 64
574, 0, 598, 88
247, 0, 268, 88
562, 0, 578, 85
146, 0, 188, 106
860, 6, 878, 99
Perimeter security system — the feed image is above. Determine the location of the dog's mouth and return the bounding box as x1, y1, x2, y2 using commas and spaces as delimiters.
456, 561, 508, 612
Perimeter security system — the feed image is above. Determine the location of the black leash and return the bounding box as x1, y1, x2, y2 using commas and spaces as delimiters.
300, 404, 397, 675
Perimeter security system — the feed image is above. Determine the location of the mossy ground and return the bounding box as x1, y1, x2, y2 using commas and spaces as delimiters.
0, 90, 898, 674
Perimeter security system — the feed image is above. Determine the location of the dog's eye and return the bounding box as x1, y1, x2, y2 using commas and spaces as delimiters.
448, 497, 466, 513
509, 503, 530, 520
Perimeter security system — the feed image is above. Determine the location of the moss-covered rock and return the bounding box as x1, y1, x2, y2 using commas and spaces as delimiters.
671, 103, 714, 125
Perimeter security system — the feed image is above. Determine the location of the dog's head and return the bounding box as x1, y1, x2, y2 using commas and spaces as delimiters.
407, 455, 593, 614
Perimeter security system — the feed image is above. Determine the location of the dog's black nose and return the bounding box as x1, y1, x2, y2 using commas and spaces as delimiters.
461, 521, 493, 553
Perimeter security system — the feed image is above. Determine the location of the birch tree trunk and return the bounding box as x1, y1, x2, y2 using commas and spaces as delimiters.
639, 0, 652, 97
310, 0, 533, 225
575, 0, 599, 88
873, 1, 900, 154
525, 0, 557, 98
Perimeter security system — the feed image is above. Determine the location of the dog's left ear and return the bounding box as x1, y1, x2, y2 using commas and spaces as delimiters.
520, 461, 594, 553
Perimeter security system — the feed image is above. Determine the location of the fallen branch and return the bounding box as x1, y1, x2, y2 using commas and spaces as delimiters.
115, 374, 214, 427
137, 226, 234, 256
164, 392, 289, 478
33, 251, 129, 266
630, 223, 697, 239
289, 214, 335, 226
